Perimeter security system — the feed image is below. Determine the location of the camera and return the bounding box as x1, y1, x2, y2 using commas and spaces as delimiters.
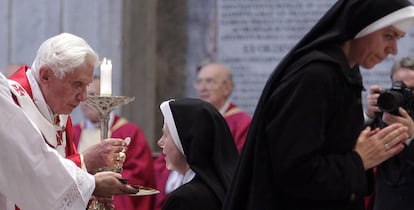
377, 81, 414, 117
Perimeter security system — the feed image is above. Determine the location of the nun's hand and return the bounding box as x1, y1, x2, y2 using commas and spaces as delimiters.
354, 124, 408, 170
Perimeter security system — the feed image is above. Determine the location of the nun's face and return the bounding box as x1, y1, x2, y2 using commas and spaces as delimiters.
158, 123, 189, 174
347, 26, 405, 69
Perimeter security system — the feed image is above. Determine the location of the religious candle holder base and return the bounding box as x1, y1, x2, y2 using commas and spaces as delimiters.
86, 95, 134, 210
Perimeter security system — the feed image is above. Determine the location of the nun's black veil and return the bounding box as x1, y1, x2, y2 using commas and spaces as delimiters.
168, 98, 238, 204
224, 0, 413, 209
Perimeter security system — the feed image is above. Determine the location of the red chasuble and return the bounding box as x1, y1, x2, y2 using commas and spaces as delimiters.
223, 103, 252, 153
9, 66, 81, 167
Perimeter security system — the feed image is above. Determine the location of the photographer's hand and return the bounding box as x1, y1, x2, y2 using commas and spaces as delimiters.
354, 124, 408, 170
383, 107, 414, 138
365, 85, 382, 119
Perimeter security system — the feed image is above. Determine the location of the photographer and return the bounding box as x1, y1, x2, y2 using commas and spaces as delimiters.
365, 56, 414, 210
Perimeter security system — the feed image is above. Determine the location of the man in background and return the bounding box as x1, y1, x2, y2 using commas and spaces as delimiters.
365, 56, 414, 210
194, 63, 251, 152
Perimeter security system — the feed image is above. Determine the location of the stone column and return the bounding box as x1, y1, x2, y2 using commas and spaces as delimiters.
121, 0, 188, 151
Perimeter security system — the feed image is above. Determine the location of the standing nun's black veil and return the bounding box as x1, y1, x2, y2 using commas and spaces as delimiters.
167, 98, 238, 206
224, 0, 414, 210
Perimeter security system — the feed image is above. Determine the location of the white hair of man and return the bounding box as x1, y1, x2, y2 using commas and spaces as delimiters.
31, 32, 99, 80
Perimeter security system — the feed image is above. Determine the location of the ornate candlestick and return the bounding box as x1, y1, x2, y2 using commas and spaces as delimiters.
86, 95, 134, 210
86, 95, 134, 140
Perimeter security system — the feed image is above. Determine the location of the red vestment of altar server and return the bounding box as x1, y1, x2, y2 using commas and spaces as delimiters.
223, 102, 251, 153
9, 65, 81, 166
153, 102, 251, 210
73, 115, 156, 210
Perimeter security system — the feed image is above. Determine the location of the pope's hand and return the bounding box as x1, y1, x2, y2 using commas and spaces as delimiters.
93, 171, 139, 197
82, 138, 127, 174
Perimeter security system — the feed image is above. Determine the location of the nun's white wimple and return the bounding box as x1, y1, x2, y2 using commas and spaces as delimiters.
355, 6, 414, 38
160, 99, 185, 156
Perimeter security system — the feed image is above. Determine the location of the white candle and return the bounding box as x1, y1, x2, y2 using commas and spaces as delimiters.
100, 57, 112, 96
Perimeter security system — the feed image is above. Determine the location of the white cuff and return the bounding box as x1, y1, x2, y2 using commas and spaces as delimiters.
364, 111, 374, 125
405, 137, 414, 146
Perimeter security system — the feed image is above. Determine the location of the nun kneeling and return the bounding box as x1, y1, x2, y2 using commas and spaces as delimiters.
157, 98, 239, 210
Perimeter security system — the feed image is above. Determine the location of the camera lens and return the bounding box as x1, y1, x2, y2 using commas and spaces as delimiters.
377, 91, 403, 113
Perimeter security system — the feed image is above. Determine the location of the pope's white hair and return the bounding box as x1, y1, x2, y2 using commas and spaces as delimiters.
31, 32, 99, 79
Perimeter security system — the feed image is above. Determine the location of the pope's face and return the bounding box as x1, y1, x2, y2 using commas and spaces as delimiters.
349, 26, 405, 69
39, 65, 94, 114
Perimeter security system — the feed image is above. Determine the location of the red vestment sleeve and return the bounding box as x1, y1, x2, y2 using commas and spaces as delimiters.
65, 116, 81, 167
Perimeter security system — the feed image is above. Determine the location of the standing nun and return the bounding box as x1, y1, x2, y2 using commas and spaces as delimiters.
157, 98, 238, 210
224, 0, 414, 210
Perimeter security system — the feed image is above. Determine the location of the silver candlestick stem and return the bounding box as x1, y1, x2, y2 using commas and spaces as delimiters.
86, 95, 134, 140
85, 95, 134, 210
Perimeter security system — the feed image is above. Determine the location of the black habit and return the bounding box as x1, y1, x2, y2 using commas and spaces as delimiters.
161, 98, 239, 210
223, 0, 414, 210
